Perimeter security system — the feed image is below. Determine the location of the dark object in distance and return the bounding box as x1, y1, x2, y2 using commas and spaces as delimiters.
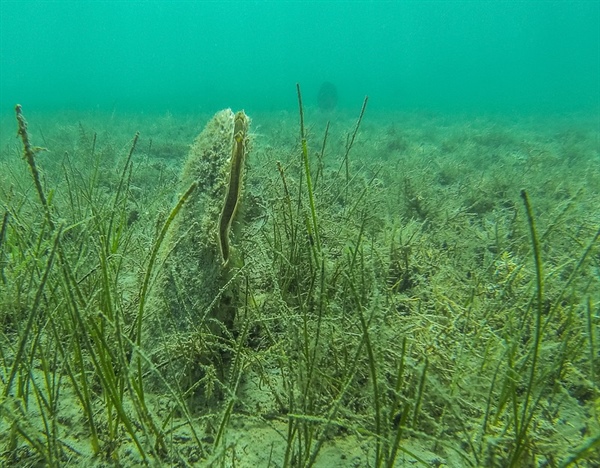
317, 81, 338, 111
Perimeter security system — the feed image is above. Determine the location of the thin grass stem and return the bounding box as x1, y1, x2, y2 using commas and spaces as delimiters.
296, 83, 321, 256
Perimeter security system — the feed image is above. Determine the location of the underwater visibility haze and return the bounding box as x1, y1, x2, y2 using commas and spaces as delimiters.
0, 1, 599, 466
0, 0, 599, 113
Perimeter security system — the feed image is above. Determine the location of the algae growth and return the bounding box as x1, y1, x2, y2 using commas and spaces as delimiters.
0, 102, 598, 467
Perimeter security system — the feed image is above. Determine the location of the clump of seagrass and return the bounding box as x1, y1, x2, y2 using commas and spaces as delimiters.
149, 109, 250, 353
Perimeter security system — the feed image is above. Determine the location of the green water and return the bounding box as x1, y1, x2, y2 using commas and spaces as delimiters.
1, 2, 600, 466
1, 0, 598, 114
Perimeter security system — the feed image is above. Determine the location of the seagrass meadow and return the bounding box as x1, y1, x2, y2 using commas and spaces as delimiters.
0, 98, 598, 467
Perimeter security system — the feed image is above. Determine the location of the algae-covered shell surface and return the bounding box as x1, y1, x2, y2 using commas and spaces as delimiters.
151, 108, 249, 336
